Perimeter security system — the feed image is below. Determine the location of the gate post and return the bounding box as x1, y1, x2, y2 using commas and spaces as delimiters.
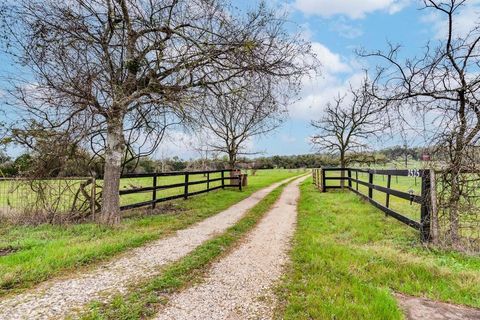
347, 169, 352, 189
420, 170, 432, 242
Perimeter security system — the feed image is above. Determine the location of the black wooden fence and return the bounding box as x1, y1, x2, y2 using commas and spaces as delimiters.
312, 167, 432, 242
118, 169, 243, 211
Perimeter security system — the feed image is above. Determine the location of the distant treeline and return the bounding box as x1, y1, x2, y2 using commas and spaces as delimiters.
0, 145, 429, 178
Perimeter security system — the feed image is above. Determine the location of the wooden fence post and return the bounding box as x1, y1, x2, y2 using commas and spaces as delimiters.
368, 172, 373, 199
347, 169, 352, 188
207, 172, 210, 191
90, 177, 96, 220
386, 175, 391, 213
221, 171, 225, 189
321, 168, 326, 192
184, 173, 189, 200
238, 174, 242, 191
152, 173, 157, 209
420, 170, 432, 242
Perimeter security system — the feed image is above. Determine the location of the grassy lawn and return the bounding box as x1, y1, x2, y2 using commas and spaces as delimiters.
323, 169, 422, 221
0, 169, 303, 296
78, 179, 291, 320
322, 168, 480, 241
0, 171, 234, 215
277, 178, 480, 320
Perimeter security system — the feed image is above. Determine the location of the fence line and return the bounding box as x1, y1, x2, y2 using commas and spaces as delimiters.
118, 169, 243, 211
312, 167, 432, 242
0, 170, 244, 223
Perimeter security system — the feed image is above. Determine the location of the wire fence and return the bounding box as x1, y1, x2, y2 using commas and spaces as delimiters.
313, 167, 480, 252
0, 170, 243, 225
0, 177, 93, 224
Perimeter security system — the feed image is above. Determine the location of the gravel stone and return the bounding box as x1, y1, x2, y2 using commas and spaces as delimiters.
0, 179, 293, 320
154, 176, 308, 320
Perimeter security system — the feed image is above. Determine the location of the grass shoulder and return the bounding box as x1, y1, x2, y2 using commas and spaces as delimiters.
78, 178, 292, 320
276, 178, 480, 320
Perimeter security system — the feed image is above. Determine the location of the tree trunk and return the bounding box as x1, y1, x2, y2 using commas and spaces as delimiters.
228, 151, 236, 170
99, 117, 125, 225
340, 153, 346, 189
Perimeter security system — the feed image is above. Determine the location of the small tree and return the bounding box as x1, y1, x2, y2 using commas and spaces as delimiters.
311, 81, 385, 170
196, 78, 289, 169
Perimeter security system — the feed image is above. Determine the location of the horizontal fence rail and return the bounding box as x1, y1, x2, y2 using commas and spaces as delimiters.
118, 169, 243, 211
312, 167, 432, 242
0, 170, 244, 222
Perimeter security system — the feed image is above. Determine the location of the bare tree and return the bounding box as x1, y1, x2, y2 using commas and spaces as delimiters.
195, 77, 290, 169
0, 0, 313, 224
359, 0, 480, 245
311, 81, 385, 170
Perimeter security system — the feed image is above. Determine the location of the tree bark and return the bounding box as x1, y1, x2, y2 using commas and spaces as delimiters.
340, 152, 346, 188
99, 116, 125, 225
228, 151, 236, 170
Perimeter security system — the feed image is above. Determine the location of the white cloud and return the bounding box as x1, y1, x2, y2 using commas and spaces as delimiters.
154, 129, 255, 160
154, 131, 202, 160
311, 42, 351, 74
289, 71, 364, 120
293, 0, 410, 19
288, 41, 363, 120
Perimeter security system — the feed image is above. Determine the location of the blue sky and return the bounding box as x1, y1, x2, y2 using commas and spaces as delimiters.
253, 0, 445, 158
1, 0, 477, 159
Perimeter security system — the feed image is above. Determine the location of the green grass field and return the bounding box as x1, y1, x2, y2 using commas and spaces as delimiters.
322, 169, 422, 221
321, 168, 480, 243
277, 178, 480, 320
0, 169, 303, 295
118, 171, 227, 207
0, 172, 232, 215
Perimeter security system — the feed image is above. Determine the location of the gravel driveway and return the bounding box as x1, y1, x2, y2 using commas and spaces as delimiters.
0, 177, 296, 320
154, 176, 308, 320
